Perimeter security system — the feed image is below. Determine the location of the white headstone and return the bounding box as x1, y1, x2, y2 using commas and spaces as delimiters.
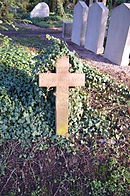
71, 1, 88, 46
30, 2, 49, 18
62, 21, 73, 39
104, 3, 130, 66
85, 2, 108, 54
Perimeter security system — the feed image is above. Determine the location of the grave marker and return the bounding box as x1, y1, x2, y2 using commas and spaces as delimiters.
104, 3, 130, 66
39, 56, 85, 136
85, 2, 108, 54
62, 21, 73, 40
71, 1, 88, 46
30, 2, 49, 18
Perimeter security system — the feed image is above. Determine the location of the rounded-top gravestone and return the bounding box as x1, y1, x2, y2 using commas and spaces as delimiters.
30, 2, 49, 18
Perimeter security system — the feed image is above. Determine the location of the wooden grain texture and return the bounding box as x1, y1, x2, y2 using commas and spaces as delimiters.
39, 56, 85, 136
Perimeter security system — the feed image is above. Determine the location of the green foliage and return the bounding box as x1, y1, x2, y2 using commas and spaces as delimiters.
106, 0, 129, 9
0, 35, 129, 195
0, 37, 56, 146
34, 35, 129, 142
12, 36, 48, 51
0, 0, 30, 29
90, 158, 129, 196
22, 12, 73, 28
0, 34, 129, 145
0, 0, 29, 20
30, 14, 63, 28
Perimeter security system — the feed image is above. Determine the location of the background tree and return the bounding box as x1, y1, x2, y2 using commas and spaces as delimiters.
20, 0, 29, 13
1, 0, 129, 22
49, 0, 65, 16
0, 0, 29, 21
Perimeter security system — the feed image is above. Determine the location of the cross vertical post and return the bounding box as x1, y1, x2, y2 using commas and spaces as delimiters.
39, 56, 85, 136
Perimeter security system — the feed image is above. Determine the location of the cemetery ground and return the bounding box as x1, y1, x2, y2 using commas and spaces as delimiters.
0, 22, 130, 196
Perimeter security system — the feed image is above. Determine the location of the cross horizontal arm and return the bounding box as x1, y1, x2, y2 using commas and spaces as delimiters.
67, 73, 85, 87
39, 73, 57, 87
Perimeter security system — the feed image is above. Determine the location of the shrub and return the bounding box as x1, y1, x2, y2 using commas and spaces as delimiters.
0, 34, 129, 145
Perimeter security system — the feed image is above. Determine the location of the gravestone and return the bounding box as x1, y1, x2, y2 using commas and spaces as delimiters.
62, 21, 73, 39
104, 3, 130, 66
39, 56, 85, 136
71, 1, 88, 46
30, 2, 49, 18
85, 2, 108, 54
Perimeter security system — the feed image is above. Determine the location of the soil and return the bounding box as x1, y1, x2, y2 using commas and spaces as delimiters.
0, 23, 130, 87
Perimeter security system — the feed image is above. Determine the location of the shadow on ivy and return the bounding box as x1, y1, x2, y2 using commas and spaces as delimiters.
0, 65, 56, 141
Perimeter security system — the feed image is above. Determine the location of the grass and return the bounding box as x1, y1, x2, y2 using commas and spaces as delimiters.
21, 12, 73, 28
12, 36, 48, 50
0, 23, 50, 51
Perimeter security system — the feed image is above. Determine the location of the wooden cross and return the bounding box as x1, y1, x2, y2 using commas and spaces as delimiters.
39, 56, 85, 136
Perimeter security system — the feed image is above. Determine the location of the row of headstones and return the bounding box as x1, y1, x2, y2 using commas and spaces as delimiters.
62, 1, 130, 66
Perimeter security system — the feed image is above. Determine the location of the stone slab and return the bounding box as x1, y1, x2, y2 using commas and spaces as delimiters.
85, 2, 108, 54
104, 3, 130, 66
30, 2, 49, 18
71, 1, 89, 46
62, 21, 73, 39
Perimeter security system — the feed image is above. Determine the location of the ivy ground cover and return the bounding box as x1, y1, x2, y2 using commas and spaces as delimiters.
0, 35, 129, 196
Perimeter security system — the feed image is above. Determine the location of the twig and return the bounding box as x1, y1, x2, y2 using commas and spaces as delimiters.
5, 141, 20, 163
60, 149, 69, 173
0, 168, 16, 194
30, 163, 36, 183
63, 186, 72, 196
54, 182, 61, 196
